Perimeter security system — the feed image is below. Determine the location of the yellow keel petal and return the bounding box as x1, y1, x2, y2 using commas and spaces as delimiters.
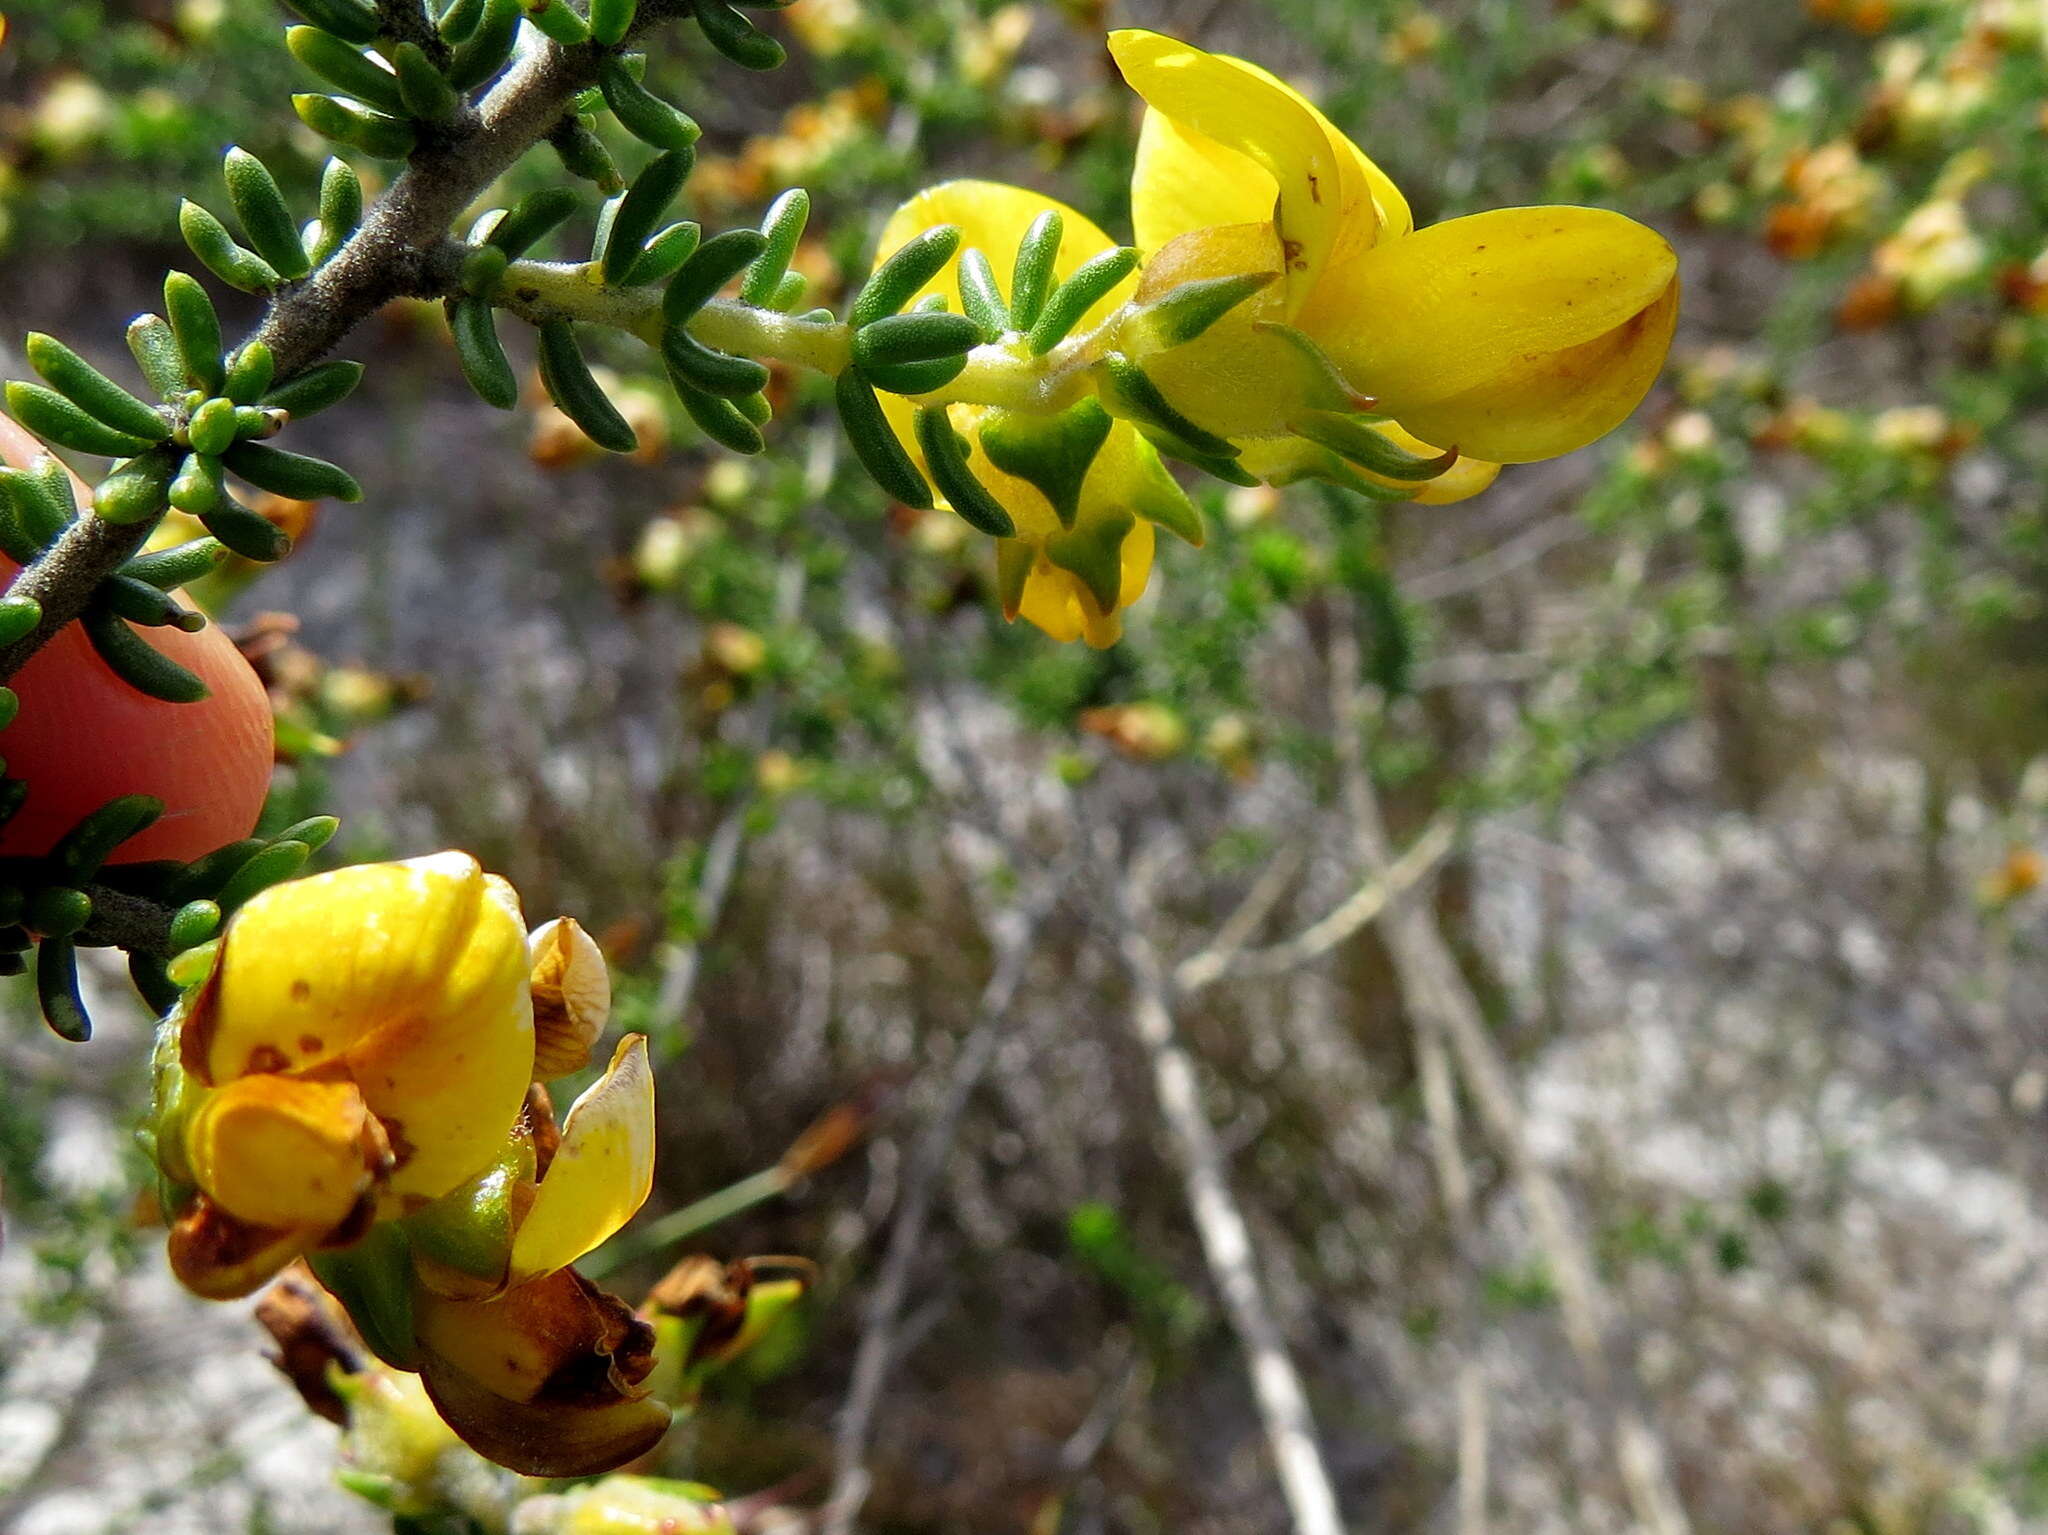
1299, 205, 1680, 463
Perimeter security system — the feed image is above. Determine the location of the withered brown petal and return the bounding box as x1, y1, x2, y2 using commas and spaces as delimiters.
166, 1195, 311, 1300
254, 1263, 368, 1425
413, 1266, 671, 1478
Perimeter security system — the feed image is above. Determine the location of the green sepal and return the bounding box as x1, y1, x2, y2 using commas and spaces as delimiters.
1139, 426, 1261, 487
520, 0, 590, 45
169, 451, 229, 519
914, 407, 1013, 537
215, 839, 313, 913
233, 404, 285, 442
438, 0, 487, 42
4, 383, 154, 457
393, 40, 461, 121
1094, 351, 1237, 459
168, 899, 222, 952
859, 354, 967, 396
311, 158, 365, 266
447, 0, 521, 91
488, 185, 580, 260
92, 448, 180, 526
284, 25, 409, 116
127, 316, 189, 403
1008, 210, 1062, 331
179, 201, 283, 294
1250, 320, 1368, 412
1256, 439, 1410, 500
536, 321, 639, 454
82, 609, 208, 702
0, 597, 42, 646
52, 794, 164, 885
590, 0, 638, 45
601, 148, 695, 286
35, 937, 91, 1043
120, 539, 231, 590
459, 243, 509, 298
1026, 246, 1137, 355
669, 373, 765, 454
293, 94, 418, 159
0, 464, 74, 552
282, 0, 382, 44
223, 441, 362, 502
739, 188, 809, 307
977, 398, 1112, 530
223, 148, 312, 279
853, 311, 979, 369
403, 1134, 532, 1284
661, 327, 770, 399
32, 887, 95, 940
163, 273, 226, 394
186, 397, 239, 457
129, 951, 181, 1014
1121, 270, 1274, 353
450, 296, 518, 409
166, 839, 267, 903
956, 248, 1011, 341
221, 343, 277, 406
664, 228, 768, 323
1290, 410, 1458, 482
693, 0, 785, 69
1127, 434, 1204, 547
599, 51, 701, 151
852, 225, 960, 327
768, 269, 805, 311
835, 372, 930, 508
310, 1225, 419, 1371
551, 116, 625, 194
273, 814, 341, 852
1044, 504, 1136, 613
25, 334, 168, 443
623, 221, 702, 286
101, 574, 203, 630
263, 359, 364, 418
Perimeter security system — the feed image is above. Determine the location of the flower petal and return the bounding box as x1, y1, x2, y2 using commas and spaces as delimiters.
185, 1074, 375, 1230
1110, 30, 1397, 309
196, 853, 536, 1204
1298, 205, 1680, 463
507, 1035, 656, 1283
1129, 107, 1277, 256
412, 1265, 670, 1478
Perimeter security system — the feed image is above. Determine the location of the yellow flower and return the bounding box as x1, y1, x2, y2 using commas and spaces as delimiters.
187, 851, 535, 1209
1108, 29, 1678, 478
870, 181, 1195, 647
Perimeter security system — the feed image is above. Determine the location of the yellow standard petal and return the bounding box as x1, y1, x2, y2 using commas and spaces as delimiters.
507, 1035, 656, 1283
1296, 205, 1680, 463
193, 851, 536, 1204
1110, 29, 1401, 308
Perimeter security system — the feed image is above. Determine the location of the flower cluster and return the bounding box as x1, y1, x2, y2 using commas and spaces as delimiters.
148, 852, 668, 1476
865, 31, 1679, 645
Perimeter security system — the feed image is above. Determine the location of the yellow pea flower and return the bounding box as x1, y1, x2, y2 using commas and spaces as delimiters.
870, 181, 1199, 647
164, 853, 557, 1299
1107, 29, 1678, 478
